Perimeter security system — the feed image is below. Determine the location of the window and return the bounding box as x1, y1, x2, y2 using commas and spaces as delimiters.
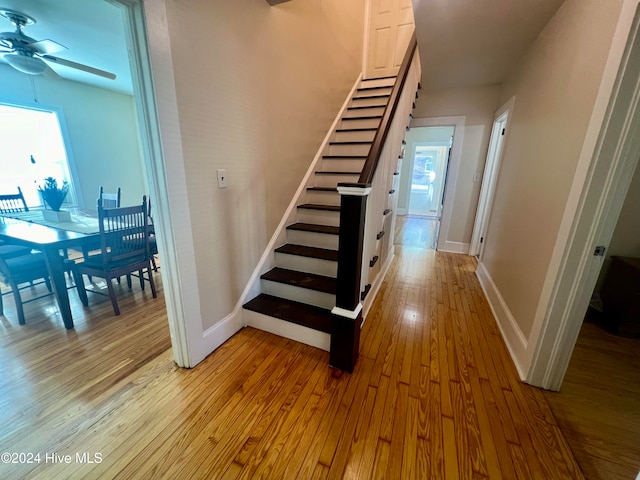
0, 103, 76, 207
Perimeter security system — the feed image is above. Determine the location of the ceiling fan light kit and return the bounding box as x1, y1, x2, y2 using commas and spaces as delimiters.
4, 52, 47, 75
0, 7, 116, 80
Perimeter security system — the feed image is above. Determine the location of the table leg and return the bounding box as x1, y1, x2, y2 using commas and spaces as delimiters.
43, 247, 74, 329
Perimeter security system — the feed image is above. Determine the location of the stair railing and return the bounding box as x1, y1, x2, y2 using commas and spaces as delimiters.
330, 31, 421, 372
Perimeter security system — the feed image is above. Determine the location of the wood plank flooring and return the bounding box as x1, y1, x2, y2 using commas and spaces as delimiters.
544, 320, 640, 480
0, 233, 587, 478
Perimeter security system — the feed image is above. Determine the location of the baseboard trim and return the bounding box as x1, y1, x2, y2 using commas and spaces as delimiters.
362, 248, 395, 320
437, 240, 469, 254
475, 262, 528, 380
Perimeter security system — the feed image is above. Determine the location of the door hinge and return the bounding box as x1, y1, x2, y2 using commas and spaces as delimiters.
501, 128, 506, 135
594, 245, 606, 256
480, 237, 484, 244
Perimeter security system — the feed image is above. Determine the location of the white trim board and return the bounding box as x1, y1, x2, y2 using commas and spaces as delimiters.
475, 262, 528, 379
409, 116, 466, 254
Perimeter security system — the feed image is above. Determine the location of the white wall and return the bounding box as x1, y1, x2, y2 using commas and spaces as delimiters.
0, 64, 146, 208
479, 0, 624, 343
412, 85, 501, 244
160, 0, 364, 332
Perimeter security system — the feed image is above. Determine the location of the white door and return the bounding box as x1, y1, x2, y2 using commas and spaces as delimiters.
365, 0, 415, 79
469, 97, 515, 257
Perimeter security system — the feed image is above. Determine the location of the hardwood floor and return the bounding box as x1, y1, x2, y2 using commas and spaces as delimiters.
394, 214, 439, 249
544, 320, 640, 480
0, 239, 586, 478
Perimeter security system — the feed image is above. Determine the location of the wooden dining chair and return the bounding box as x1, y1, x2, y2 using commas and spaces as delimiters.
0, 250, 87, 325
0, 187, 33, 259
74, 196, 157, 316
99, 186, 121, 209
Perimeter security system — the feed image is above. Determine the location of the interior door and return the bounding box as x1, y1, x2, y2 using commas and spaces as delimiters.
365, 0, 415, 79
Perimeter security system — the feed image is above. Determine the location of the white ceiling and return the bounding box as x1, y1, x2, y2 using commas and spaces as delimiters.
0, 0, 132, 94
413, 0, 566, 90
0, 0, 565, 95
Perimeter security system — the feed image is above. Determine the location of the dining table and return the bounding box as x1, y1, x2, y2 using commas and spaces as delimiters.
0, 208, 100, 329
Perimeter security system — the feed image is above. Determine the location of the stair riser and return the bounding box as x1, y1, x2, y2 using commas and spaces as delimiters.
355, 87, 393, 98
320, 158, 366, 173
333, 130, 377, 143
343, 106, 386, 118
305, 190, 341, 206
243, 309, 331, 352
361, 77, 396, 88
261, 280, 335, 310
350, 97, 389, 108
327, 143, 371, 157
274, 252, 337, 277
296, 208, 340, 227
338, 117, 381, 129
286, 229, 339, 250
313, 173, 360, 187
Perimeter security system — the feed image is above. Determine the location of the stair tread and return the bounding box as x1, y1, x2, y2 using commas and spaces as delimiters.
261, 267, 336, 294
353, 94, 391, 99
315, 171, 360, 175
307, 186, 338, 192
243, 293, 332, 334
357, 85, 392, 91
329, 141, 372, 145
297, 203, 340, 212
347, 105, 385, 110
287, 223, 339, 235
342, 115, 383, 120
335, 127, 378, 132
322, 155, 367, 159
275, 243, 338, 261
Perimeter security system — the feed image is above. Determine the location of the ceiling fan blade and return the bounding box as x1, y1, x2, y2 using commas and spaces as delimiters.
41, 54, 116, 80
29, 39, 67, 55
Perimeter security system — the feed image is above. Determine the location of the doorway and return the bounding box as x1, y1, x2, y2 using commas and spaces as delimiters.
398, 123, 457, 250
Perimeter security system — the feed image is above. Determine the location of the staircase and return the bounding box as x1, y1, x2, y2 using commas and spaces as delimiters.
243, 76, 396, 352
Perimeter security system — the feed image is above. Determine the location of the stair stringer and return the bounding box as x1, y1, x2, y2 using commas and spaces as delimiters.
239, 74, 363, 348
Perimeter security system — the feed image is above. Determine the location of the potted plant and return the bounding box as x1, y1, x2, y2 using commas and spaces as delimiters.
38, 177, 71, 222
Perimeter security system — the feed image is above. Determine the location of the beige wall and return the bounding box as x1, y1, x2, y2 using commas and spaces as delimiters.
480, 0, 624, 338
412, 85, 500, 244
163, 0, 364, 329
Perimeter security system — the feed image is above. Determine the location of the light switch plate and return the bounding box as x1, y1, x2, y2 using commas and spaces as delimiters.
217, 169, 228, 189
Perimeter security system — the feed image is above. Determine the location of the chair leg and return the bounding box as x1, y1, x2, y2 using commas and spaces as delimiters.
44, 276, 52, 292
151, 255, 158, 272
106, 278, 120, 316
0, 287, 4, 317
126, 274, 132, 289
9, 280, 25, 325
147, 262, 157, 299
139, 269, 144, 290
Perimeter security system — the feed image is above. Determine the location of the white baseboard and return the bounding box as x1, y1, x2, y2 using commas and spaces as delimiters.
475, 262, 528, 379
244, 309, 330, 352
437, 240, 470, 254
362, 249, 395, 320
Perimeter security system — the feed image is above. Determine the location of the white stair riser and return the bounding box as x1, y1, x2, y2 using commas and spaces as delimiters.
326, 143, 371, 157
305, 189, 341, 206
343, 106, 385, 118
244, 309, 331, 352
275, 252, 337, 277
339, 117, 381, 129
351, 96, 389, 108
333, 130, 377, 143
313, 173, 359, 187
319, 158, 365, 172
286, 229, 339, 250
360, 77, 396, 88
261, 279, 335, 310
297, 208, 340, 227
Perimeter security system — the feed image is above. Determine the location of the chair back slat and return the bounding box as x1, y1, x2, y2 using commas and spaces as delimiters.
0, 187, 29, 213
99, 186, 121, 209
97, 196, 149, 268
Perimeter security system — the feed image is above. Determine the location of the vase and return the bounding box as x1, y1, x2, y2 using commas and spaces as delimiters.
42, 209, 72, 222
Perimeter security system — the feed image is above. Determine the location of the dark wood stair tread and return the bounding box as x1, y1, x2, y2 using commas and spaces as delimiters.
347, 105, 385, 110
275, 244, 338, 262
357, 85, 392, 91
243, 294, 332, 334
306, 186, 338, 192
297, 203, 340, 212
352, 94, 391, 99
342, 115, 383, 120
335, 127, 378, 132
329, 141, 372, 145
322, 155, 367, 159
261, 267, 336, 294
314, 171, 360, 175
286, 223, 339, 235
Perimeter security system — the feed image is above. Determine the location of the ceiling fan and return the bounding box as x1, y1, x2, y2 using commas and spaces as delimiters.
0, 8, 116, 79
